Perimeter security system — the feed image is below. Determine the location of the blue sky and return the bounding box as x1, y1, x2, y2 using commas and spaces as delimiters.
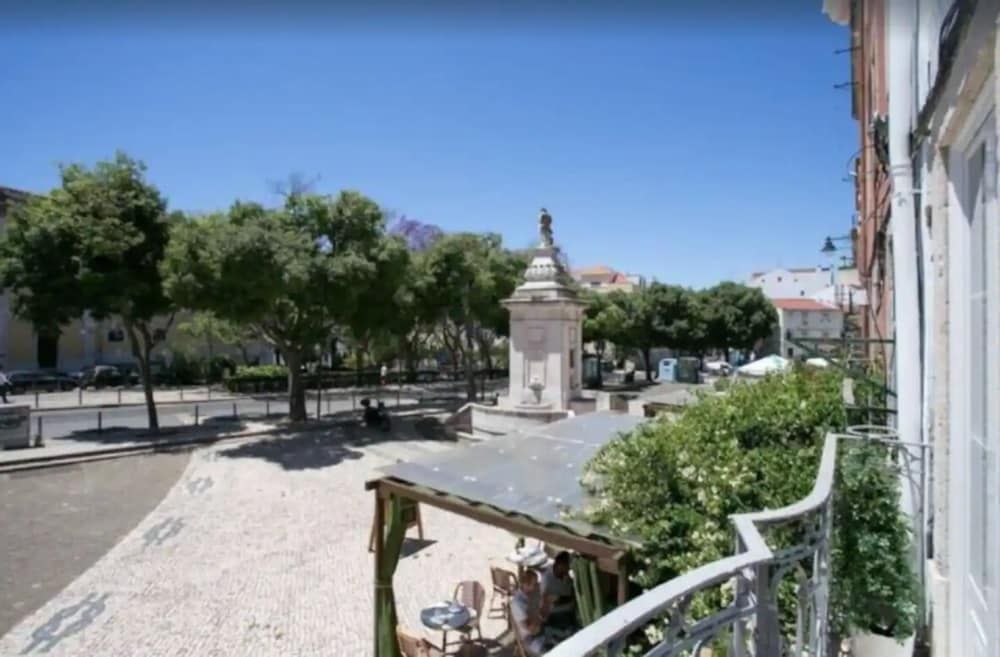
0, 4, 855, 288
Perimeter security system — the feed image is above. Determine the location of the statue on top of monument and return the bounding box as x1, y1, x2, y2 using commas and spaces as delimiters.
538, 207, 554, 248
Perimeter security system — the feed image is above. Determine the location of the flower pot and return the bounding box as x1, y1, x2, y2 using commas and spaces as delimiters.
851, 631, 915, 657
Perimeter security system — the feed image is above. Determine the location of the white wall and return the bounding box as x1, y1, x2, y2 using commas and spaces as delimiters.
747, 267, 859, 300
778, 308, 844, 359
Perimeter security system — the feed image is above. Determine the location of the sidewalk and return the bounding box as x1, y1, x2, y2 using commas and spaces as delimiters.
0, 417, 287, 470
0, 403, 462, 471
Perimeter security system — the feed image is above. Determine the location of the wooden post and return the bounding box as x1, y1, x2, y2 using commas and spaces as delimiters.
372, 488, 385, 657
617, 562, 628, 606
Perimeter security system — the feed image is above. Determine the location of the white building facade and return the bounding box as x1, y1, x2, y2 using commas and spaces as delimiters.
769, 298, 845, 359
825, 1, 1000, 655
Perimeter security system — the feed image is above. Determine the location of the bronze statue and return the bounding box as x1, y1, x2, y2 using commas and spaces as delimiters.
538, 207, 554, 247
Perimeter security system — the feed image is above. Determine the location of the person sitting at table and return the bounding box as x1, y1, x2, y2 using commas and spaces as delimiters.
511, 570, 551, 656
541, 551, 577, 629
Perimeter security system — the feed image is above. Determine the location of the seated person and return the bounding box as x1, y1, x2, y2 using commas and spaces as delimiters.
511, 570, 551, 657
541, 552, 577, 629
360, 398, 380, 426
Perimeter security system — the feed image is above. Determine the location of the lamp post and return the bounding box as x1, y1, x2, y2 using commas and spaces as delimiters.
821, 235, 852, 308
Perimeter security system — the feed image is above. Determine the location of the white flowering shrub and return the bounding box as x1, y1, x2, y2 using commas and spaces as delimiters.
584, 368, 916, 650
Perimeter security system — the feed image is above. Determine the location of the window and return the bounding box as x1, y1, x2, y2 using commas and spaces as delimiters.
968, 140, 991, 593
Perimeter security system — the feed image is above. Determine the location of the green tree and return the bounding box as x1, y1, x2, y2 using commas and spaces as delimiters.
163, 191, 400, 421
582, 291, 627, 387
422, 233, 523, 400
0, 152, 175, 430
177, 311, 260, 365
702, 282, 778, 360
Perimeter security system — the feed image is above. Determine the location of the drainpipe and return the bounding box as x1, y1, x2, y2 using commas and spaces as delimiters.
887, 0, 927, 619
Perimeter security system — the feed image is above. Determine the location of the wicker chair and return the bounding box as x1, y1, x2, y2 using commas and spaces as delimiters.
452, 580, 487, 641
489, 566, 518, 620
396, 626, 444, 657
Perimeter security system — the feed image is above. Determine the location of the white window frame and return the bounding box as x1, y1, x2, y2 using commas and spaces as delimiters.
947, 76, 999, 657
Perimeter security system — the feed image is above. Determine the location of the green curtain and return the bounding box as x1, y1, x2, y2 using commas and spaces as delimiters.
572, 558, 608, 657
572, 557, 606, 626
375, 496, 406, 657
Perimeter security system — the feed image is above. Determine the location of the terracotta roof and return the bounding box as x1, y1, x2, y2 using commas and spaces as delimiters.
771, 298, 839, 311
574, 265, 618, 276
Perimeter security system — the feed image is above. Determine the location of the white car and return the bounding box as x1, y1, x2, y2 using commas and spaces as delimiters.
704, 361, 732, 375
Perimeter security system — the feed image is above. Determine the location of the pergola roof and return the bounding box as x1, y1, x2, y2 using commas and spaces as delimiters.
367, 412, 645, 562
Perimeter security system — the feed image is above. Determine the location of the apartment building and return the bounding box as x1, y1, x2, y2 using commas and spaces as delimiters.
825, 1, 1000, 654
571, 265, 645, 294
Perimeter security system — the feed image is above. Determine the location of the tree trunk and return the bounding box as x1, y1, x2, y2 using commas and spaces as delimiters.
125, 321, 159, 432
724, 347, 731, 363
643, 347, 653, 382
285, 350, 307, 422
595, 346, 605, 388
464, 321, 477, 402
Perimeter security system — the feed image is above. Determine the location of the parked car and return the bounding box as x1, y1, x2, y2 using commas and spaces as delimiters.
107, 363, 141, 386
79, 365, 125, 389
7, 370, 76, 394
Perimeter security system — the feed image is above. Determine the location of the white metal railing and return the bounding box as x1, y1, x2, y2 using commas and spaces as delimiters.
547, 433, 841, 657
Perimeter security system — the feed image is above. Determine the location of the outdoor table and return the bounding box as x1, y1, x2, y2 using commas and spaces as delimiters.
506, 546, 550, 578
420, 601, 472, 650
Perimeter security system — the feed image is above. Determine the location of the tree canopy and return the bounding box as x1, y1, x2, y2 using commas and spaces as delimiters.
0, 152, 175, 429
162, 191, 404, 420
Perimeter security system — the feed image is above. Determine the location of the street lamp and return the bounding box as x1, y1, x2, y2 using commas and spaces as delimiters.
821, 235, 853, 309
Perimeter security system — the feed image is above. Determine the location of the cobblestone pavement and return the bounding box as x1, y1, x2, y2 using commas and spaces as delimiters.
0, 452, 192, 637
0, 424, 516, 656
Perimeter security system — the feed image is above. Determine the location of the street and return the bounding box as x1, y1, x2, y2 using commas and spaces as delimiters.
0, 452, 191, 636
32, 395, 422, 445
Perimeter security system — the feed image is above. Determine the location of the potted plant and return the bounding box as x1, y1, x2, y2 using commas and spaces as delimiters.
829, 442, 919, 657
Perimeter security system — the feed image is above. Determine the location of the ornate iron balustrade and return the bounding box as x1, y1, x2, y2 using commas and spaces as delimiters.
547, 433, 841, 657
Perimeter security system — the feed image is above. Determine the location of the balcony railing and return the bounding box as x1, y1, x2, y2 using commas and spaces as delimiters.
547, 434, 841, 657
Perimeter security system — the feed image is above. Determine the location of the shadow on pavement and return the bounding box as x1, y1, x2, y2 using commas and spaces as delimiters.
400, 538, 437, 559
216, 429, 365, 470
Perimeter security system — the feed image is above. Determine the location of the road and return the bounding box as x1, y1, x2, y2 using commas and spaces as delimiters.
0, 452, 191, 636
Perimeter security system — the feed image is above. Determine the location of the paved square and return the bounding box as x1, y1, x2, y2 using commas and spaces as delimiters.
0, 426, 517, 656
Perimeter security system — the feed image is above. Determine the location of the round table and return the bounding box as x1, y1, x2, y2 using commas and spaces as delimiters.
420, 602, 472, 650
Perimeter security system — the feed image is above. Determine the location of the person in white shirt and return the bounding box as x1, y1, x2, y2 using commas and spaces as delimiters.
541, 551, 576, 630
511, 570, 549, 656
0, 367, 9, 403
379, 363, 388, 386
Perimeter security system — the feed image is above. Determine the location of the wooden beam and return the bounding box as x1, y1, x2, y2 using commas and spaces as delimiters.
372, 488, 385, 656
377, 478, 625, 564
617, 562, 628, 606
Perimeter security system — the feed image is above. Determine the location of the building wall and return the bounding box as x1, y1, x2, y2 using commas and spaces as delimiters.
776, 308, 845, 359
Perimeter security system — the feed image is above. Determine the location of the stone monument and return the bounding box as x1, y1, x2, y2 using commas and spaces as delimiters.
500, 208, 585, 411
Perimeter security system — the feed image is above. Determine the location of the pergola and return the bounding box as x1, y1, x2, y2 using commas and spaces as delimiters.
366, 412, 645, 657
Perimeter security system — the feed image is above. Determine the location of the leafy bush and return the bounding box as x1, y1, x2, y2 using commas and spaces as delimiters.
160, 352, 204, 385
584, 367, 916, 648
231, 364, 288, 380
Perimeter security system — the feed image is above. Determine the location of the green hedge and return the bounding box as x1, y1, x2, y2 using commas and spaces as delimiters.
222, 366, 510, 392
584, 367, 916, 649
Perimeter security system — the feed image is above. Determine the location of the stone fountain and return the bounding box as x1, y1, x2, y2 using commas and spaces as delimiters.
461, 208, 590, 438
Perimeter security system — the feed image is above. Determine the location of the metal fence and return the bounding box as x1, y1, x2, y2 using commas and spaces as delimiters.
30, 382, 505, 444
